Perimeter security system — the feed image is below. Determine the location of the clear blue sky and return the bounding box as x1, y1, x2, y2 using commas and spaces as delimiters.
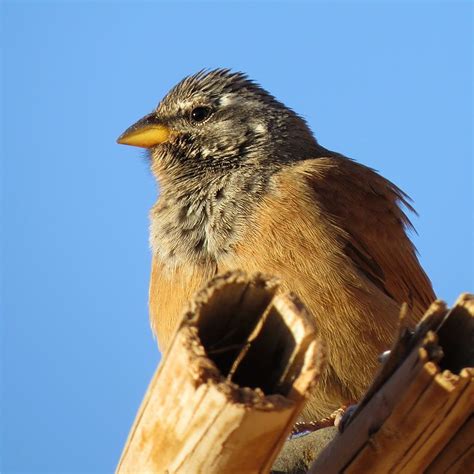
1, 1, 472, 472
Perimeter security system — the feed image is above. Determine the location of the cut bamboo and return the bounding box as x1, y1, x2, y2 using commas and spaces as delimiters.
426, 415, 474, 474
395, 368, 473, 472
116, 271, 325, 474
309, 293, 474, 474
344, 363, 471, 473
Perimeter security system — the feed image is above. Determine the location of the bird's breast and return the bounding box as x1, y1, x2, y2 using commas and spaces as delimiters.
149, 256, 218, 351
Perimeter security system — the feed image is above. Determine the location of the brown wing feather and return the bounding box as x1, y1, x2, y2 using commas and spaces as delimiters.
302, 156, 435, 319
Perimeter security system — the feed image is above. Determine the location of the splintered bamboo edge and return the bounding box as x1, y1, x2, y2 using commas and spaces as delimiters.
117, 270, 325, 474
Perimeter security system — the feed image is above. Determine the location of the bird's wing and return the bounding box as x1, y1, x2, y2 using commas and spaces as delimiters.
298, 156, 435, 319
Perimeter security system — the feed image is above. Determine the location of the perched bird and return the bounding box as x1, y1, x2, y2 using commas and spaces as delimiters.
117, 69, 435, 421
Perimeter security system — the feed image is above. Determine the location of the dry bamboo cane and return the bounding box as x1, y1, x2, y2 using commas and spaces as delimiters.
425, 415, 474, 474
309, 293, 474, 474
116, 271, 325, 474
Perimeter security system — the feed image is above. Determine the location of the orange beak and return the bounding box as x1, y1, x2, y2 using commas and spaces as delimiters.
117, 113, 171, 148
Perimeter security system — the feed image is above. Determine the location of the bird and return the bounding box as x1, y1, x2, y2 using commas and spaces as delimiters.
117, 69, 435, 421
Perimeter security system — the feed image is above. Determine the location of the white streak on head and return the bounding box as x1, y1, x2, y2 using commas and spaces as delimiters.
220, 94, 236, 107
251, 121, 267, 135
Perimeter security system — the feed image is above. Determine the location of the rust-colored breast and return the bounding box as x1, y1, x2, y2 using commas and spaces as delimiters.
149, 259, 216, 353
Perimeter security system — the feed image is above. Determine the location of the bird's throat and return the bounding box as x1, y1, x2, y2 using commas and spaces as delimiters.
149, 171, 270, 267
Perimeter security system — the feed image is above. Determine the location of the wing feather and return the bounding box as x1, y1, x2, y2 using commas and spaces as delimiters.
301, 156, 435, 318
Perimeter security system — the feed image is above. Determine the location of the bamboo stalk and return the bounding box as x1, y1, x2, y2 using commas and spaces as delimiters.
309, 294, 474, 474
425, 415, 474, 474
116, 271, 325, 474
345, 362, 467, 473
396, 368, 473, 472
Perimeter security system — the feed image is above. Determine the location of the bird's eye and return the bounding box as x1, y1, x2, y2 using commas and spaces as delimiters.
190, 106, 212, 123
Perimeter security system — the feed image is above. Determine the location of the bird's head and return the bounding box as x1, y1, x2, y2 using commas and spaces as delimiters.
117, 69, 319, 183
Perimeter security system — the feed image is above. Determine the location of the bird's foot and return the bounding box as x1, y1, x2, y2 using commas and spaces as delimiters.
290, 405, 349, 439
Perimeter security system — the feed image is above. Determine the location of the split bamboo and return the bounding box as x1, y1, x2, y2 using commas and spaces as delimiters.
309, 293, 474, 474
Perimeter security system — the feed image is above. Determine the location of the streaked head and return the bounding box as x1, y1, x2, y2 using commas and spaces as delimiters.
117, 69, 319, 180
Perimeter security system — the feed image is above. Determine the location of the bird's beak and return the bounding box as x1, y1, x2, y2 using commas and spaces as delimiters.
117, 113, 171, 148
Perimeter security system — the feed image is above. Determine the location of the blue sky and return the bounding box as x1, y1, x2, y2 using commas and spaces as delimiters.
1, 1, 472, 472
